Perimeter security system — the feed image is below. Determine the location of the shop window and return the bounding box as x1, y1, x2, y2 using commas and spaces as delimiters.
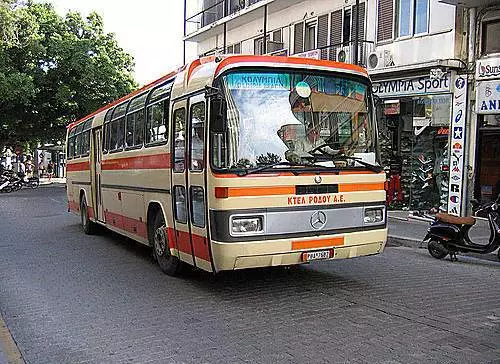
377, 94, 451, 213
190, 186, 205, 228
190, 102, 206, 171
396, 0, 428, 38
481, 20, 500, 55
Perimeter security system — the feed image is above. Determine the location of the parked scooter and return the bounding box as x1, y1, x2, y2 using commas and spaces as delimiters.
423, 194, 500, 262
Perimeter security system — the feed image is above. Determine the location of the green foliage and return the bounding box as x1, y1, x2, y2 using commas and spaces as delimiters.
0, 1, 137, 150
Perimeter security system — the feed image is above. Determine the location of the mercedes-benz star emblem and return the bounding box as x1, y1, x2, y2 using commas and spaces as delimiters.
315, 176, 322, 184
310, 211, 327, 230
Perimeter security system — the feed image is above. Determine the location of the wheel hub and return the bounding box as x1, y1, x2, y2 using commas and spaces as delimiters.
154, 226, 167, 257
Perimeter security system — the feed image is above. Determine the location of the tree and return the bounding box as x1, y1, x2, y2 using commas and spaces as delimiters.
0, 1, 137, 151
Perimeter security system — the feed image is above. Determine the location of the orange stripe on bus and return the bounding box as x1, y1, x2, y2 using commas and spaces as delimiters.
102, 153, 171, 170
292, 237, 344, 250
227, 186, 296, 197
338, 182, 385, 192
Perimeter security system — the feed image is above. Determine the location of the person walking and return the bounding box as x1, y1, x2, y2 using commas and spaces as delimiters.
47, 162, 54, 182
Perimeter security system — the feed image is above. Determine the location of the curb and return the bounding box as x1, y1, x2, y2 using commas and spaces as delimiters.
387, 235, 425, 249
0, 313, 24, 364
388, 235, 499, 263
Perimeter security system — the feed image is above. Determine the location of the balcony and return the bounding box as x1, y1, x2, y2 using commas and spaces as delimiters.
185, 0, 267, 38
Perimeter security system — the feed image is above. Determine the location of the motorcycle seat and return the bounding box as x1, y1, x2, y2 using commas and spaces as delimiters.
436, 213, 476, 226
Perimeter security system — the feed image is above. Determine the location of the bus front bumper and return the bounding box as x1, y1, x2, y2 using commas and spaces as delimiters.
211, 228, 387, 272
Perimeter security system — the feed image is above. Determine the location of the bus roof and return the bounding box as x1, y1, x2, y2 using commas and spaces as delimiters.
67, 55, 369, 131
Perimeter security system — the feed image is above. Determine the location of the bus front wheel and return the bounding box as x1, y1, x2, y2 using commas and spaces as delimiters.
151, 212, 181, 276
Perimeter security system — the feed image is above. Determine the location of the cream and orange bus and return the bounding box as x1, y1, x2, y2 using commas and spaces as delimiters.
66, 55, 387, 275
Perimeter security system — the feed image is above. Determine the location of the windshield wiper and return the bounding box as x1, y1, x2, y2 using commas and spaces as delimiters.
332, 155, 384, 173
236, 161, 333, 176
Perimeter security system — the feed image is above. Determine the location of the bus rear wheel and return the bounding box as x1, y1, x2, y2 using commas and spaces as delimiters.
151, 212, 181, 276
80, 196, 95, 235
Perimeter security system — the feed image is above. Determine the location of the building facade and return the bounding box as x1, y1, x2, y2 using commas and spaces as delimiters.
183, 0, 498, 215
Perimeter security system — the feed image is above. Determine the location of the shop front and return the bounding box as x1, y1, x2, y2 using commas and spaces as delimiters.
373, 72, 459, 213
474, 56, 500, 204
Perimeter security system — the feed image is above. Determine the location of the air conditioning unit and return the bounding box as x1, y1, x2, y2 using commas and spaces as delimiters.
367, 50, 394, 69
336, 46, 352, 63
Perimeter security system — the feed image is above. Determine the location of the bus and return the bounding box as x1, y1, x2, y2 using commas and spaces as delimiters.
66, 55, 387, 275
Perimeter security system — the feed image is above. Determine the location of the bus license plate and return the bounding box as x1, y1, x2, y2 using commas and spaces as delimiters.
302, 250, 331, 262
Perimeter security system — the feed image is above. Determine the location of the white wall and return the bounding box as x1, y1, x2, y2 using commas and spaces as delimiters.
196, 0, 459, 70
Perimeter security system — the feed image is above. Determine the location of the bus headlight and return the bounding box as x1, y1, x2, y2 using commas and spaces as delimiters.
364, 208, 384, 224
231, 216, 264, 235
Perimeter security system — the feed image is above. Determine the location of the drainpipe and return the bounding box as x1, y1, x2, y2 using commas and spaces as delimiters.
468, 7, 476, 64
263, 4, 268, 54
223, 22, 227, 53
183, 0, 187, 64
353, 0, 360, 64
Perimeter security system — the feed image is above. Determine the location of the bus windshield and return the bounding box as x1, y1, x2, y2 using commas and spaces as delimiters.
212, 70, 378, 172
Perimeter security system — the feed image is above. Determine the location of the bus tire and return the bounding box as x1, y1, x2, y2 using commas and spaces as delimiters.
80, 196, 95, 235
151, 212, 181, 276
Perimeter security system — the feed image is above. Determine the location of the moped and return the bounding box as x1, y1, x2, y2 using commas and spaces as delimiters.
424, 194, 500, 262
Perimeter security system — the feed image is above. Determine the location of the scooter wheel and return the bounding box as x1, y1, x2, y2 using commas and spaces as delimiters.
428, 240, 448, 259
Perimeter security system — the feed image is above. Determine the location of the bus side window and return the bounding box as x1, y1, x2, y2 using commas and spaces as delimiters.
174, 186, 187, 223
173, 108, 186, 172
126, 113, 135, 147
190, 186, 205, 227
103, 122, 110, 153
190, 102, 205, 172
110, 118, 125, 151
146, 100, 168, 145
134, 109, 145, 146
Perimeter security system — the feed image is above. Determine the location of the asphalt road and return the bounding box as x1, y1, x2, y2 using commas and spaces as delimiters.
0, 186, 499, 364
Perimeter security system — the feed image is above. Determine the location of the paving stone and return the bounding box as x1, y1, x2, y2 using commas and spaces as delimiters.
0, 187, 499, 363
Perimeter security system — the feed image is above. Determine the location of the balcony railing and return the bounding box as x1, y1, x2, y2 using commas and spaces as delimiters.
199, 39, 374, 68
185, 0, 265, 36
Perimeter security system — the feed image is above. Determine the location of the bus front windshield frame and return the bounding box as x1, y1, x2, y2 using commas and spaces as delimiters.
210, 69, 380, 173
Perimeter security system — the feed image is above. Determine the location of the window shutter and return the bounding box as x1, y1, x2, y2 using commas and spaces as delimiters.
352, 2, 366, 64
273, 29, 282, 43
377, 0, 393, 42
329, 10, 342, 60
317, 14, 329, 60
294, 22, 304, 54
234, 42, 241, 54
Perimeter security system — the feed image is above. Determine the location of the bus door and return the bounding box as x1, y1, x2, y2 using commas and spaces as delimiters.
186, 94, 212, 272
171, 100, 195, 266
92, 127, 104, 222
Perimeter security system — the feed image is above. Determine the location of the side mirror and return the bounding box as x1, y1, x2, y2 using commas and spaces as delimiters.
210, 98, 227, 133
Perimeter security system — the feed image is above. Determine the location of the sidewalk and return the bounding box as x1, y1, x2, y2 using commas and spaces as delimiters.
0, 313, 23, 364
39, 177, 66, 186
387, 212, 499, 262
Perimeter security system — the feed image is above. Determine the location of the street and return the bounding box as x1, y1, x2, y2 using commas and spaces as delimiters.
0, 186, 499, 364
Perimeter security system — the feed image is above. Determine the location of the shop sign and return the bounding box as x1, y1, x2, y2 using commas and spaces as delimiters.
372, 73, 450, 97
447, 74, 467, 216
293, 49, 321, 60
476, 80, 500, 114
476, 57, 500, 80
